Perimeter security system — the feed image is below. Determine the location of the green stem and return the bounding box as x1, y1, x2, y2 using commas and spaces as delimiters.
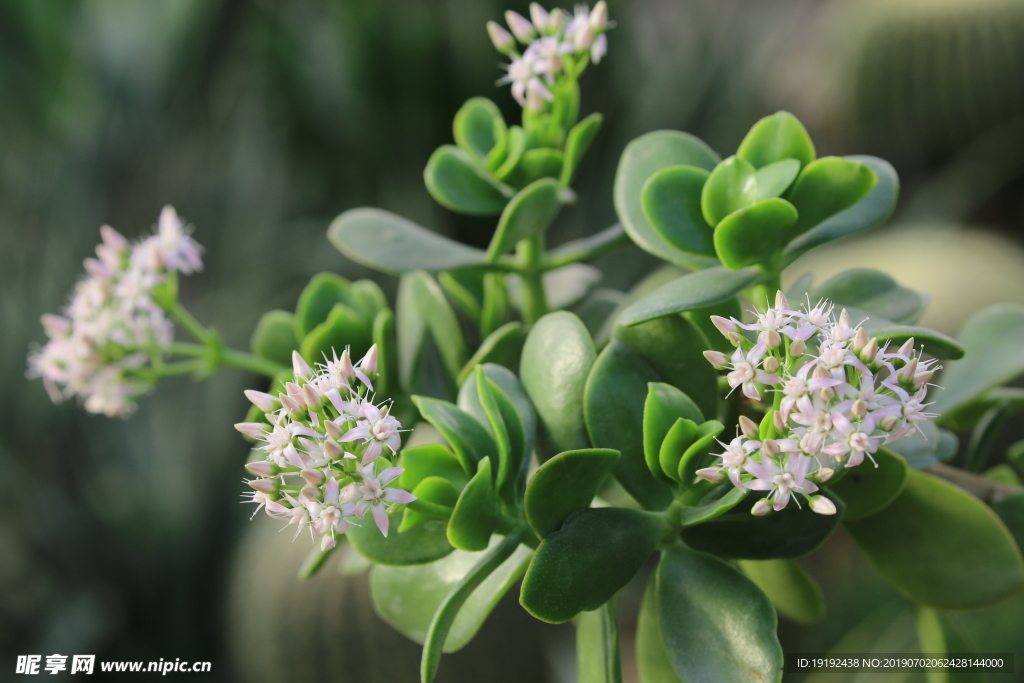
222, 348, 287, 378
541, 227, 633, 271
575, 600, 622, 683
517, 235, 548, 325
154, 359, 206, 377
161, 298, 212, 344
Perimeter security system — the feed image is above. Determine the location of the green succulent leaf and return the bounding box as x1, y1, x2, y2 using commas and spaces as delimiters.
411, 396, 497, 475
401, 476, 460, 532
932, 304, 1024, 418
396, 271, 468, 391
447, 457, 501, 552
300, 302, 373, 364
487, 178, 563, 262
508, 148, 564, 187
737, 559, 826, 624
371, 308, 397, 395
811, 269, 927, 324
613, 314, 718, 419
560, 113, 603, 189
521, 312, 596, 457
294, 273, 357, 340
678, 483, 749, 525
520, 507, 666, 623
657, 544, 784, 683
701, 155, 760, 227
713, 198, 799, 270
680, 490, 844, 559
348, 513, 454, 566
993, 492, 1024, 553
652, 418, 698, 484
250, 310, 299, 367
525, 448, 621, 538
399, 444, 469, 491
826, 447, 908, 521
636, 574, 683, 683
857, 316, 965, 360
576, 602, 622, 683
786, 157, 877, 240
755, 158, 801, 200
457, 322, 526, 386
614, 130, 721, 270
480, 272, 511, 338
737, 110, 815, 170
676, 421, 726, 489
845, 469, 1024, 609
619, 266, 764, 327
328, 208, 491, 274
494, 126, 527, 180
458, 363, 536, 471
424, 145, 512, 215
642, 383, 704, 484
369, 537, 533, 653
453, 97, 506, 162
584, 341, 674, 510
783, 156, 898, 264
640, 165, 715, 257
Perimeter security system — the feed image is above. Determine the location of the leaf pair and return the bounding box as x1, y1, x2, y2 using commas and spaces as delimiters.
641, 382, 723, 487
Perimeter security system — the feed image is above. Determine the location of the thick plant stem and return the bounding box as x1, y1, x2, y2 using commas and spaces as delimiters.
576, 600, 623, 683
749, 270, 783, 309
222, 348, 287, 378
517, 235, 549, 326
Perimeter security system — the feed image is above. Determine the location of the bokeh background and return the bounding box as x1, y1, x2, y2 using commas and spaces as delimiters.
3, 0, 1024, 680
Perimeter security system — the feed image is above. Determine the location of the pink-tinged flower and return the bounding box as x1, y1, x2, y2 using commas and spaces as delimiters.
778, 362, 842, 421
810, 496, 837, 515
703, 350, 728, 368
824, 413, 880, 467
590, 32, 608, 63
707, 436, 761, 490
487, 21, 515, 53
744, 453, 818, 511
505, 10, 536, 42
590, 1, 609, 30
740, 307, 794, 349
341, 403, 403, 463
725, 345, 779, 401
529, 3, 550, 32
353, 466, 416, 537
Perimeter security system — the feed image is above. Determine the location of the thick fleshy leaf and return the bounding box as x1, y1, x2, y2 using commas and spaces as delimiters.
653, 418, 698, 484
294, 273, 357, 339
438, 270, 483, 325
250, 309, 299, 366
640, 165, 715, 257
658, 544, 783, 683
478, 371, 528, 499
737, 110, 815, 170
576, 602, 621, 683
370, 537, 532, 652
560, 113, 603, 189
701, 155, 759, 227
300, 303, 373, 364
397, 271, 468, 390
520, 312, 596, 456
584, 341, 674, 510
545, 223, 630, 268
371, 308, 396, 395
399, 444, 469, 492
424, 145, 511, 215
783, 156, 899, 264
858, 317, 965, 360
845, 469, 1024, 609
786, 157, 877, 239
348, 513, 454, 566
411, 396, 497, 474
812, 268, 926, 325
636, 574, 683, 683
678, 483, 748, 525
457, 322, 525, 386
509, 148, 563, 187
826, 447, 908, 521
614, 315, 718, 419
932, 304, 1024, 417
469, 363, 536, 469
614, 130, 721, 270
480, 272, 511, 338
401, 477, 460, 532
680, 490, 844, 559
993, 492, 1024, 553
447, 458, 501, 552
756, 159, 801, 200
487, 178, 562, 262
713, 198, 798, 270
673, 420, 725, 489
619, 267, 764, 327
520, 507, 667, 623
328, 207, 490, 274
525, 448, 620, 538
494, 126, 527, 180
737, 559, 825, 624
453, 97, 505, 162
642, 384, 703, 484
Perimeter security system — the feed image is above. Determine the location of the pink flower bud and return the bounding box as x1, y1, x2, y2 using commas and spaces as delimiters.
914, 370, 934, 389
773, 410, 786, 432
738, 415, 758, 439
897, 338, 915, 358
302, 384, 321, 408
880, 415, 899, 432
321, 534, 337, 552
234, 422, 267, 440
529, 3, 550, 31
590, 1, 608, 29
853, 328, 869, 352
100, 224, 128, 251
711, 315, 738, 337
819, 386, 835, 401
703, 350, 728, 368
765, 329, 782, 348
248, 478, 277, 494
751, 499, 771, 516
762, 438, 780, 457
790, 339, 807, 357
851, 399, 867, 419
360, 344, 379, 376
573, 22, 594, 50
280, 394, 303, 418
244, 390, 279, 413
810, 496, 837, 515
505, 10, 535, 42
300, 485, 321, 502
323, 439, 343, 460
324, 420, 342, 440
40, 314, 70, 338
861, 338, 879, 362
763, 355, 780, 372
774, 291, 789, 311
696, 467, 723, 483
816, 467, 835, 483
245, 461, 278, 477
899, 357, 919, 383
292, 351, 312, 379
486, 21, 515, 52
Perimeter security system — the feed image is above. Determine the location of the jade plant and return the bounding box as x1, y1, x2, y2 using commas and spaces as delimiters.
28, 4, 1024, 683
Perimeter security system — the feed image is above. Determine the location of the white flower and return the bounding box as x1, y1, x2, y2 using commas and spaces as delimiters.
353, 465, 417, 537
724, 344, 780, 401
744, 453, 819, 512
341, 403, 402, 463
823, 413, 880, 467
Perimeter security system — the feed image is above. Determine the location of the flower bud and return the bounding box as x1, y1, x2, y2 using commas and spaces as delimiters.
302, 383, 321, 408
244, 389, 279, 413
851, 399, 867, 419
234, 422, 267, 440
100, 224, 129, 251
548, 8, 566, 32
324, 420, 342, 440
763, 355, 780, 372
738, 415, 758, 439
773, 410, 786, 432
765, 329, 782, 348
711, 315, 738, 337
41, 314, 70, 338
321, 534, 337, 552
361, 344, 379, 376
696, 467, 723, 483
815, 467, 835, 483
853, 327, 869, 352
285, 382, 303, 401
300, 485, 321, 502
880, 415, 899, 432
280, 394, 303, 418
861, 338, 879, 363
703, 350, 728, 368
751, 499, 771, 516
529, 3, 550, 32
774, 290, 789, 311
590, 1, 608, 30
245, 461, 278, 477
790, 339, 806, 357
573, 22, 594, 50
914, 369, 934, 390
292, 351, 312, 379
899, 357, 918, 384
762, 438, 780, 457
819, 386, 835, 402
897, 338, 915, 358
505, 10, 535, 42
486, 20, 515, 52
248, 478, 277, 494
810, 496, 837, 515
323, 439, 343, 460
301, 469, 324, 486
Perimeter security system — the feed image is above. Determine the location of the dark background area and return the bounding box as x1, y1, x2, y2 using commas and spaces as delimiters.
3, 0, 1024, 680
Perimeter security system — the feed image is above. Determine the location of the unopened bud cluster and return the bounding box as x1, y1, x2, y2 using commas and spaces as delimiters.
236, 348, 415, 550
27, 207, 204, 416
700, 292, 940, 517
489, 2, 610, 110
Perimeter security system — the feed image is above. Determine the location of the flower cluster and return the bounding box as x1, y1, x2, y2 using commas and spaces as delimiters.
27, 207, 203, 417
488, 2, 610, 110
236, 349, 416, 550
700, 292, 940, 517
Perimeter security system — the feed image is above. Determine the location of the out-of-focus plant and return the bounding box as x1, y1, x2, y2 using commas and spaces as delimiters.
28, 3, 1024, 683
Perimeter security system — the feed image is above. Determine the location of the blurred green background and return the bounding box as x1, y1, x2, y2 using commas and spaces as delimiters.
3, 0, 1024, 680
